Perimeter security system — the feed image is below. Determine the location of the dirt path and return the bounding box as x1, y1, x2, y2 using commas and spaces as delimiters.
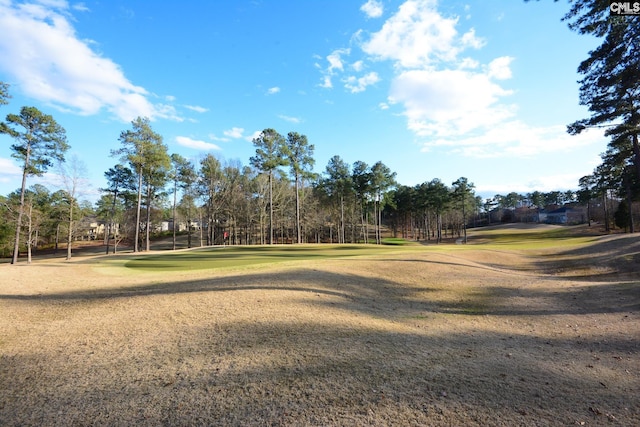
1, 237, 638, 426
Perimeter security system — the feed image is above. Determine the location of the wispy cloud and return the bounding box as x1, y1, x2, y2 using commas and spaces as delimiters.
313, 0, 592, 160
319, 75, 333, 89
0, 0, 178, 122
208, 127, 245, 142
245, 130, 262, 142
421, 122, 603, 159
223, 127, 245, 138
319, 48, 381, 93
361, 0, 484, 68
208, 134, 230, 142
389, 67, 514, 138
361, 0, 384, 18
477, 172, 594, 195
73, 2, 90, 12
326, 48, 350, 73
176, 136, 221, 151
184, 104, 209, 113
344, 72, 380, 93
278, 114, 301, 123
266, 86, 280, 95
0, 157, 22, 185
350, 0, 558, 158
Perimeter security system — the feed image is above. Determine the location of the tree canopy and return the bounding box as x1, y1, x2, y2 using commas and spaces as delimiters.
3, 106, 69, 264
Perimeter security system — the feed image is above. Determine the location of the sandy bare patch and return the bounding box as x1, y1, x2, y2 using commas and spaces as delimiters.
1, 238, 639, 426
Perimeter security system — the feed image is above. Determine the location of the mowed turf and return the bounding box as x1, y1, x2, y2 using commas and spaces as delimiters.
2, 224, 638, 426
122, 225, 596, 272
124, 244, 418, 271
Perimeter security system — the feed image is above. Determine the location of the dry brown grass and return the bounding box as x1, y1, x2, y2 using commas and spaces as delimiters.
1, 228, 639, 426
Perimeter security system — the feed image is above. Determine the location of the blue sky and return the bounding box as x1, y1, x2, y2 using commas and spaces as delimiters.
0, 0, 605, 202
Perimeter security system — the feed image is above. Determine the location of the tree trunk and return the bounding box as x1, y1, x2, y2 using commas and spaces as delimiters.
462, 201, 467, 244
626, 177, 635, 234
27, 203, 32, 264
106, 188, 117, 255
67, 200, 73, 261
55, 223, 60, 254
11, 148, 30, 265
633, 133, 640, 183
603, 190, 610, 232
295, 174, 301, 244
187, 205, 192, 248
66, 201, 73, 261
172, 180, 177, 250
340, 195, 345, 244
105, 221, 111, 255
199, 209, 204, 247
145, 183, 152, 251
269, 171, 273, 245
378, 196, 383, 245
134, 170, 143, 252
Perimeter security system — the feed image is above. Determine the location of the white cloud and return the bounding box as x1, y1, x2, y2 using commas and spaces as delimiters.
487, 56, 514, 80
208, 134, 231, 142
245, 130, 263, 142
361, 0, 383, 18
361, 0, 483, 68
319, 48, 353, 89
422, 122, 604, 159
379, 102, 389, 110
184, 104, 208, 113
478, 173, 589, 195
344, 72, 381, 93
390, 68, 514, 137
278, 114, 301, 123
326, 48, 350, 73
319, 75, 333, 89
267, 86, 280, 95
0, 1, 172, 122
356, 0, 531, 157
0, 157, 22, 183
223, 127, 245, 138
72, 2, 90, 12
176, 136, 221, 151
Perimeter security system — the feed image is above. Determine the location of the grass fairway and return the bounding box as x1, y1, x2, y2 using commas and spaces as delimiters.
124, 244, 414, 272
1, 224, 639, 426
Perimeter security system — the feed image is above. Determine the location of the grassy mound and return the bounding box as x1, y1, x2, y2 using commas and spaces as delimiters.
124, 244, 411, 272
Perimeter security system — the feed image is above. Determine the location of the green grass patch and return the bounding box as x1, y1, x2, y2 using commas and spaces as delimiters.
467, 226, 598, 250
124, 244, 408, 272
119, 225, 605, 272
381, 237, 418, 246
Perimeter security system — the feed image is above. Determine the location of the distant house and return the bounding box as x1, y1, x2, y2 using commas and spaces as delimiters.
546, 207, 584, 224
537, 210, 548, 223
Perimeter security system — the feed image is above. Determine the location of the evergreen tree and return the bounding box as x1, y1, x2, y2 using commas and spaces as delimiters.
250, 129, 288, 244
3, 106, 69, 264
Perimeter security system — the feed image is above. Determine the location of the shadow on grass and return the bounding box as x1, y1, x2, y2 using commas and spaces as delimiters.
2, 248, 639, 425
1, 264, 638, 318
1, 315, 637, 426
118, 245, 404, 271
532, 233, 640, 281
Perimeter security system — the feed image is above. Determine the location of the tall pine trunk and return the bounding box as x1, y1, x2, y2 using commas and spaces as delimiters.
11, 147, 30, 265
134, 170, 143, 252
66, 200, 73, 261
145, 182, 152, 251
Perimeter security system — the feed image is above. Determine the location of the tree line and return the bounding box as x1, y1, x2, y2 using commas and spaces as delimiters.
527, 1, 640, 231
2, 1, 639, 262
0, 85, 487, 261
0, 94, 447, 261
